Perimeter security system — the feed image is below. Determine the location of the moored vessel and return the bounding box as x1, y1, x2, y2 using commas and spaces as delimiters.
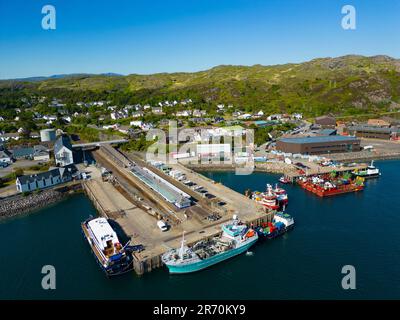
251, 184, 281, 210
161, 216, 258, 274
279, 176, 290, 184
273, 183, 289, 205
255, 212, 294, 239
297, 175, 364, 197
353, 160, 380, 179
81, 217, 133, 277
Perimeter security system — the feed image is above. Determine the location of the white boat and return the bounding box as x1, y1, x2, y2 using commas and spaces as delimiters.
81, 217, 133, 276
353, 160, 380, 179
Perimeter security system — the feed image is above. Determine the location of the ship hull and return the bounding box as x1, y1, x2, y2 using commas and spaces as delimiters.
256, 224, 294, 240
81, 220, 133, 277
314, 185, 364, 197
353, 172, 380, 179
165, 237, 257, 274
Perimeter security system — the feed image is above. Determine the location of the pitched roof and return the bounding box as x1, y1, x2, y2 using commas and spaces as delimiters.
12, 147, 34, 157
0, 150, 11, 158
17, 164, 78, 185
17, 168, 62, 185
54, 135, 72, 154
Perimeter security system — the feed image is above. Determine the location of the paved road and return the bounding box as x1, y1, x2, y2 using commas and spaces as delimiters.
0, 159, 43, 178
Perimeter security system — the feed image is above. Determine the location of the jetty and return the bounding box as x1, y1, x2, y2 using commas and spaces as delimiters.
83, 145, 273, 275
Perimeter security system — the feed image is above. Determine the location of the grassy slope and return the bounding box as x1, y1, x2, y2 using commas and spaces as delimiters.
1, 55, 399, 116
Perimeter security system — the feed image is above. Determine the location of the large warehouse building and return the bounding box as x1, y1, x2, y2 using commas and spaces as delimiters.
276, 135, 361, 155
345, 125, 400, 140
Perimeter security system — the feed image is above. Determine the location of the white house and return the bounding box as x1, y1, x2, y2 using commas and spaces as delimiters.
0, 150, 12, 163
131, 111, 144, 118
292, 113, 303, 120
130, 120, 143, 128
62, 116, 72, 123
176, 110, 192, 117
238, 113, 252, 120
152, 106, 163, 114
103, 124, 120, 130
54, 135, 74, 166
33, 145, 50, 162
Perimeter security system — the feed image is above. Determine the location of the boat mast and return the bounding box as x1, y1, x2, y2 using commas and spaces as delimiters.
178, 231, 186, 259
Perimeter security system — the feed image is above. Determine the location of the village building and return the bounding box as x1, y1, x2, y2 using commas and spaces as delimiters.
314, 115, 336, 129
276, 135, 361, 155
16, 164, 78, 193
54, 135, 74, 166
0, 149, 12, 164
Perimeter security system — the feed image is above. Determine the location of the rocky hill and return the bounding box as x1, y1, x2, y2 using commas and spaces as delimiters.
1, 55, 399, 117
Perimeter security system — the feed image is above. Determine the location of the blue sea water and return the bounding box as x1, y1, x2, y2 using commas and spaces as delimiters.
0, 160, 399, 299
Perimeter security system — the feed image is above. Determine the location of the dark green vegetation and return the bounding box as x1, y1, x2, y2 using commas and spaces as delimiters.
119, 134, 155, 152
0, 168, 24, 189
1, 55, 400, 118
251, 122, 297, 145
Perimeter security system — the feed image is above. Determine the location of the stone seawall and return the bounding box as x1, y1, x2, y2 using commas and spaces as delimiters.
0, 183, 82, 219
185, 162, 296, 175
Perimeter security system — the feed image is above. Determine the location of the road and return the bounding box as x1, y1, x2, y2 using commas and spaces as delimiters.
0, 159, 44, 178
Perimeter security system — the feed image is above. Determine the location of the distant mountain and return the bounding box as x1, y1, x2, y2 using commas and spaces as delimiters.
6, 73, 124, 82
1, 55, 399, 116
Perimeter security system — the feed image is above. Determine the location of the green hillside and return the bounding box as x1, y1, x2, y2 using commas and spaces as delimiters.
1, 55, 400, 117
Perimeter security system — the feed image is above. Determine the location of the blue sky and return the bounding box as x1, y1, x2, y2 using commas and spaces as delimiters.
0, 0, 399, 79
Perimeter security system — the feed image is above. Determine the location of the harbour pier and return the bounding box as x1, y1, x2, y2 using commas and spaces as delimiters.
84, 145, 273, 275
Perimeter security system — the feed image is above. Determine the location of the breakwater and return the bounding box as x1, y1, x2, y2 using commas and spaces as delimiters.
0, 183, 82, 219
185, 162, 296, 175
322, 150, 400, 162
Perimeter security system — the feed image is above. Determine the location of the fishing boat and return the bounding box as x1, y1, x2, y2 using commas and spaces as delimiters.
273, 184, 289, 205
81, 217, 133, 277
255, 212, 294, 239
279, 176, 290, 184
161, 215, 258, 274
353, 160, 381, 179
251, 184, 280, 210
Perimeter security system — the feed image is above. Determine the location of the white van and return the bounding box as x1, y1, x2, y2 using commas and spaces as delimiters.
157, 220, 168, 232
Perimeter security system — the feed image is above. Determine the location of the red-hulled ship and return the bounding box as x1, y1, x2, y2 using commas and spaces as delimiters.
273, 184, 289, 204
297, 176, 364, 197
251, 184, 284, 209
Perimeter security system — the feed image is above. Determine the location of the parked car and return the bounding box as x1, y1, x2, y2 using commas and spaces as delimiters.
0, 162, 9, 168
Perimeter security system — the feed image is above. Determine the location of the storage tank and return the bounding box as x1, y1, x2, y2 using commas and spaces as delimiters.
40, 129, 56, 142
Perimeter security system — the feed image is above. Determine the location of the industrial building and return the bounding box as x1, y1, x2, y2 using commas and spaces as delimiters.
196, 143, 231, 157
345, 125, 400, 140
314, 115, 336, 129
276, 135, 361, 155
40, 129, 57, 142
130, 164, 191, 209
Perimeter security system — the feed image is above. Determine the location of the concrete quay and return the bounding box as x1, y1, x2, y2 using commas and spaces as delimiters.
83, 147, 273, 275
